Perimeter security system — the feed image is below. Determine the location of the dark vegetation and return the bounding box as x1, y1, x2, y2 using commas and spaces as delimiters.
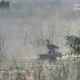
66, 36, 80, 58
0, 1, 9, 8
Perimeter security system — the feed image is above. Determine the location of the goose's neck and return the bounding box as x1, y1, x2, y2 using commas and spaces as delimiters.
47, 41, 49, 46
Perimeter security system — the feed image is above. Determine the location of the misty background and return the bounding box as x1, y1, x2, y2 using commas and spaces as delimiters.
0, 0, 80, 60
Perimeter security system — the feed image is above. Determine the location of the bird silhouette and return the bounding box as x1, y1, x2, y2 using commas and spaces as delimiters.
46, 39, 59, 55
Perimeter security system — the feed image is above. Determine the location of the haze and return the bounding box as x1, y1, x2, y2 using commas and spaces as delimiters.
0, 0, 80, 60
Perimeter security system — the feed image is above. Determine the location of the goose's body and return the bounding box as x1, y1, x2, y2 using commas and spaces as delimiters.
46, 39, 59, 50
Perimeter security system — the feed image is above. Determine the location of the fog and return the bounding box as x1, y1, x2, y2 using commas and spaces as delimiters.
0, 0, 80, 60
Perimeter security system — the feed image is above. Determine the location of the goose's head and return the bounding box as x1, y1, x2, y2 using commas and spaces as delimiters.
46, 39, 49, 43
46, 39, 49, 42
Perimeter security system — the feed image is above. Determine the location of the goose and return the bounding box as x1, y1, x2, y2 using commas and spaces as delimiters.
46, 39, 59, 55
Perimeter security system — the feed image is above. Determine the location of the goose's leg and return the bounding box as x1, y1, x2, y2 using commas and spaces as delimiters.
51, 51, 54, 54
55, 52, 57, 56
48, 51, 51, 55
53, 50, 55, 54
54, 51, 57, 56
